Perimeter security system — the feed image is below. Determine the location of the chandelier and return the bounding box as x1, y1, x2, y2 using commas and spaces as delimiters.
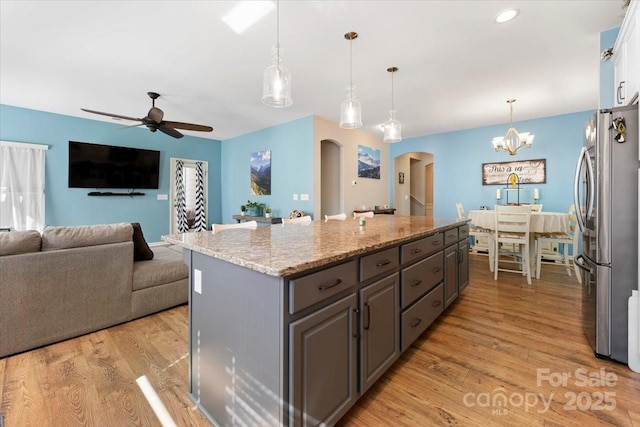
491, 99, 534, 155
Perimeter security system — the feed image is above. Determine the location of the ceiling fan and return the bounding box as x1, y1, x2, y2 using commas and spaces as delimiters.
81, 92, 213, 139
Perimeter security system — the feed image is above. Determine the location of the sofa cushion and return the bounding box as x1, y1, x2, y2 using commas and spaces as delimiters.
0, 230, 42, 256
132, 245, 188, 291
42, 223, 133, 251
131, 222, 154, 261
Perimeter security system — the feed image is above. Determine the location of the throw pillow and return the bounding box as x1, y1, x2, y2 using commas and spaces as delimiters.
131, 222, 154, 261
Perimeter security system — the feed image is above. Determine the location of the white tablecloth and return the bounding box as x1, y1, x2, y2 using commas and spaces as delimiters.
468, 210, 569, 234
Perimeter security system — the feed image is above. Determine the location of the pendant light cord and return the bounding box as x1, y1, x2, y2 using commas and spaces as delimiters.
391, 71, 394, 110
349, 37, 353, 100
275, 0, 281, 67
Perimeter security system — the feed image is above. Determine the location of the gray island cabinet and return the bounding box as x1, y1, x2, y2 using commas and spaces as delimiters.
163, 215, 469, 427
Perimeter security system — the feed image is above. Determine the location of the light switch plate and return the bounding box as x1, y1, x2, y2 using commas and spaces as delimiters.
157, 194, 168, 200
300, 194, 309, 201
293, 194, 298, 200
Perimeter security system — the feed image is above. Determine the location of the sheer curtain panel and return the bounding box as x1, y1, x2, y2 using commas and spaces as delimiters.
0, 141, 48, 232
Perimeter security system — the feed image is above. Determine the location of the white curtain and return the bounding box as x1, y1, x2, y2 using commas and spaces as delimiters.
0, 141, 48, 232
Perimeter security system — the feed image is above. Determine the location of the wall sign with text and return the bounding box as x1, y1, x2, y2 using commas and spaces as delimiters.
481, 159, 546, 185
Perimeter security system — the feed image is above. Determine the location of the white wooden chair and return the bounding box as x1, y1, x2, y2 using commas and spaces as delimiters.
456, 202, 494, 272
353, 211, 374, 219
535, 205, 581, 283
324, 213, 347, 222
530, 204, 543, 212
281, 215, 312, 226
212, 221, 257, 232
492, 204, 532, 285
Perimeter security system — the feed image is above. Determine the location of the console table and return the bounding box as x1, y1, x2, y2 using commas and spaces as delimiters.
232, 214, 282, 224
353, 208, 396, 215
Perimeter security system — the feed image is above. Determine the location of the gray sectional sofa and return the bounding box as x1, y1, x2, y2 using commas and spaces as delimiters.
0, 223, 188, 358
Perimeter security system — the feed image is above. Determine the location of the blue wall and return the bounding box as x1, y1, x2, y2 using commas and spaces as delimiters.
390, 111, 593, 217
600, 27, 620, 108
0, 104, 222, 242
221, 116, 314, 222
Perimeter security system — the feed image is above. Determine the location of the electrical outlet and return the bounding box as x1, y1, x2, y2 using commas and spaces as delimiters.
157, 194, 168, 200
194, 269, 202, 294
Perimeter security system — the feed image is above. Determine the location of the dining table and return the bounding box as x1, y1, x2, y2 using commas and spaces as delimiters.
468, 209, 570, 278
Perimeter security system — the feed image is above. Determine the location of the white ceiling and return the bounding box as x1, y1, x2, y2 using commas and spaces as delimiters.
0, 1, 626, 141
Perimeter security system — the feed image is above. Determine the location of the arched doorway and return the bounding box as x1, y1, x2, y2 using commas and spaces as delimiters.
320, 139, 342, 217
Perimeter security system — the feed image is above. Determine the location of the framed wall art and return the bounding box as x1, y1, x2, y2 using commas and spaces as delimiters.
482, 159, 546, 185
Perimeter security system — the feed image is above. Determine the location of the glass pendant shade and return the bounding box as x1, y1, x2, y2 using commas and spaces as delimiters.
340, 85, 362, 129
262, 45, 292, 107
383, 110, 402, 143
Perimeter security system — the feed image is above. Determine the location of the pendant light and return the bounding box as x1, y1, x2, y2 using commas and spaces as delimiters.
491, 99, 534, 155
339, 31, 362, 129
262, 0, 292, 107
382, 66, 402, 143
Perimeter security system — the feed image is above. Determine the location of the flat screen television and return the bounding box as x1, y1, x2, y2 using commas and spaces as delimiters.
68, 141, 160, 189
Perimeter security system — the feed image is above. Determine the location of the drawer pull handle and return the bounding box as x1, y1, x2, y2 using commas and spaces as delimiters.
376, 260, 392, 267
411, 279, 422, 287
318, 279, 342, 291
432, 267, 441, 273
432, 300, 442, 308
432, 240, 441, 246
410, 248, 422, 254
364, 303, 371, 330
410, 318, 422, 328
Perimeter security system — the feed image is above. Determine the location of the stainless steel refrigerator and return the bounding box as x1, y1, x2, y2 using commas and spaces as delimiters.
574, 103, 639, 364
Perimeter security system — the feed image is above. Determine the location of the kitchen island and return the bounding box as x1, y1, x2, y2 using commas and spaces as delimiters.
163, 215, 469, 426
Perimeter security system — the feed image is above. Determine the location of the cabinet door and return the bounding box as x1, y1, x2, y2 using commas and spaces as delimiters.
290, 293, 358, 427
614, 45, 627, 106
458, 240, 470, 292
360, 273, 400, 393
444, 244, 458, 308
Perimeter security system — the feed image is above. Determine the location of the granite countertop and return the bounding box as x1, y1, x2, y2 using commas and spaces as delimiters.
162, 215, 468, 277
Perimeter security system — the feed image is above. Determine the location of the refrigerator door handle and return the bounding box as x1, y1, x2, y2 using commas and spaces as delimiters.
574, 254, 594, 274
574, 147, 590, 232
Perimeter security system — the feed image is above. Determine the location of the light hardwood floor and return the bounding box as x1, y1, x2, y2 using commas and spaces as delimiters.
1, 255, 639, 426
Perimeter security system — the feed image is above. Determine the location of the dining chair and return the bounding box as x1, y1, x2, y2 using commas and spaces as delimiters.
281, 215, 312, 226
530, 204, 543, 212
353, 211, 374, 219
212, 221, 258, 232
456, 202, 494, 272
324, 213, 347, 222
492, 204, 532, 285
534, 206, 581, 283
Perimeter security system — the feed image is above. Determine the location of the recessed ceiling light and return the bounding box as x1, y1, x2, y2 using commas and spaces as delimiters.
495, 8, 519, 24
222, 1, 275, 34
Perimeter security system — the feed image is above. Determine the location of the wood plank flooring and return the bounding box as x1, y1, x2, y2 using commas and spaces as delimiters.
1, 255, 639, 426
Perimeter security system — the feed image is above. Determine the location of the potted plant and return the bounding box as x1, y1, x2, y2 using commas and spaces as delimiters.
264, 207, 272, 218
240, 205, 246, 216
245, 200, 265, 217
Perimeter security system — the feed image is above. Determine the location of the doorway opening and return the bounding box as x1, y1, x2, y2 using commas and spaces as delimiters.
169, 158, 208, 233
394, 152, 433, 216
320, 139, 342, 217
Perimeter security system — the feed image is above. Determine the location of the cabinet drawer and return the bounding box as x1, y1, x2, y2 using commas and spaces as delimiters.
444, 228, 458, 246
401, 233, 443, 264
359, 247, 399, 282
400, 251, 443, 308
401, 283, 444, 352
289, 260, 357, 314
458, 224, 469, 240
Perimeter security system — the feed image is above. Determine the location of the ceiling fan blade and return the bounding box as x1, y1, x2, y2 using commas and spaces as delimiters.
116, 122, 146, 130
163, 121, 213, 132
147, 107, 164, 123
158, 124, 184, 139
81, 108, 141, 122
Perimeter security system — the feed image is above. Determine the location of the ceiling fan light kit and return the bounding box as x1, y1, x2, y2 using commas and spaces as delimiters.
491, 99, 534, 155
262, 0, 292, 108
81, 92, 213, 139
383, 66, 402, 143
339, 31, 362, 129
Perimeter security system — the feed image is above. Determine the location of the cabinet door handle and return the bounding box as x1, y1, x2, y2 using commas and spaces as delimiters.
364, 303, 371, 330
410, 248, 422, 254
432, 267, 441, 273
458, 249, 463, 264
432, 300, 442, 308
376, 260, 391, 267
318, 279, 342, 291
353, 308, 360, 338
411, 279, 422, 287
410, 318, 422, 328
